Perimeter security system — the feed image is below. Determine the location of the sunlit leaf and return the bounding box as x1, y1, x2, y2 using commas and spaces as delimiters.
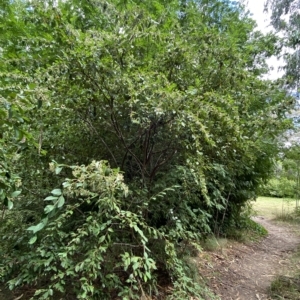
11, 190, 21, 198
57, 195, 65, 208
51, 189, 62, 196
29, 235, 37, 244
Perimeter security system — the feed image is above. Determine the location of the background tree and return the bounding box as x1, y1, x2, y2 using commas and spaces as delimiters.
266, 0, 300, 88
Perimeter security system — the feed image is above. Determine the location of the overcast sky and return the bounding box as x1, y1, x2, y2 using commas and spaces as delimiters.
245, 0, 270, 33
244, 0, 285, 79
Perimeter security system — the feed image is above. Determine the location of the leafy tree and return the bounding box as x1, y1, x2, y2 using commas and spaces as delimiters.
261, 144, 300, 201
266, 0, 300, 88
0, 0, 36, 213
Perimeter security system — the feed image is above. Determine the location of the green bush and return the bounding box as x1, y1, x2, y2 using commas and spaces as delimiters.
3, 161, 212, 299
260, 178, 296, 198
0, 0, 293, 298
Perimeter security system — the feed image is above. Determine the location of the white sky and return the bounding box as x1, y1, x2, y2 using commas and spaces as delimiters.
245, 0, 270, 33
244, 0, 285, 80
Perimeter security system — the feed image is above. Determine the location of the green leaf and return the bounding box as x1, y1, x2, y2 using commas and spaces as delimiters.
57, 195, 65, 208
11, 190, 21, 198
7, 199, 13, 209
29, 235, 37, 244
62, 181, 71, 188
28, 83, 37, 89
98, 236, 105, 243
44, 196, 58, 201
51, 189, 62, 196
27, 222, 45, 233
132, 262, 139, 271
146, 271, 151, 279
55, 167, 63, 175
44, 205, 55, 213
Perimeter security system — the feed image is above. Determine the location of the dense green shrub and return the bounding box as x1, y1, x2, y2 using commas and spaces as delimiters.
0, 0, 292, 298
260, 178, 296, 198
260, 148, 300, 199
3, 161, 212, 299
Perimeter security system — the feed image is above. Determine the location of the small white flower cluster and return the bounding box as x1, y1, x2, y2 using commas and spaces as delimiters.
169, 209, 178, 220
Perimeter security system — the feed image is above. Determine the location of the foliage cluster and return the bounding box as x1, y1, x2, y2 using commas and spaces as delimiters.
270, 274, 300, 300
260, 177, 296, 198
260, 145, 300, 199
0, 0, 293, 298
266, 0, 300, 88
269, 224, 300, 300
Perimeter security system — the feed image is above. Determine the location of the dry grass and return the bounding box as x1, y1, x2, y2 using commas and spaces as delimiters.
201, 237, 228, 252
253, 197, 300, 299
251, 196, 296, 219
269, 243, 300, 299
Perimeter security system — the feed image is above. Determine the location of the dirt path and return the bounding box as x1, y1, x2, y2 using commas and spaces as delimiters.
203, 216, 300, 300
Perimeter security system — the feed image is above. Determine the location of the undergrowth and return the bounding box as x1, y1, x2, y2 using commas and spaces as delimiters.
269, 210, 300, 300
223, 202, 268, 243
201, 216, 268, 252
270, 274, 300, 300
225, 219, 268, 243
275, 207, 300, 223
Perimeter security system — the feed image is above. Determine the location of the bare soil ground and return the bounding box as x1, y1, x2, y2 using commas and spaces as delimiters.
199, 216, 300, 300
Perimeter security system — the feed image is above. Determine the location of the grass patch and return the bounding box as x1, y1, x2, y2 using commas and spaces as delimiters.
267, 213, 300, 300
270, 275, 300, 299
202, 236, 228, 251
202, 218, 268, 252
252, 196, 300, 223
225, 218, 268, 243
275, 207, 300, 224
252, 196, 296, 219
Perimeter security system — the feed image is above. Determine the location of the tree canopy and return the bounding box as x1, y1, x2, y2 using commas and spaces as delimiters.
266, 0, 300, 88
